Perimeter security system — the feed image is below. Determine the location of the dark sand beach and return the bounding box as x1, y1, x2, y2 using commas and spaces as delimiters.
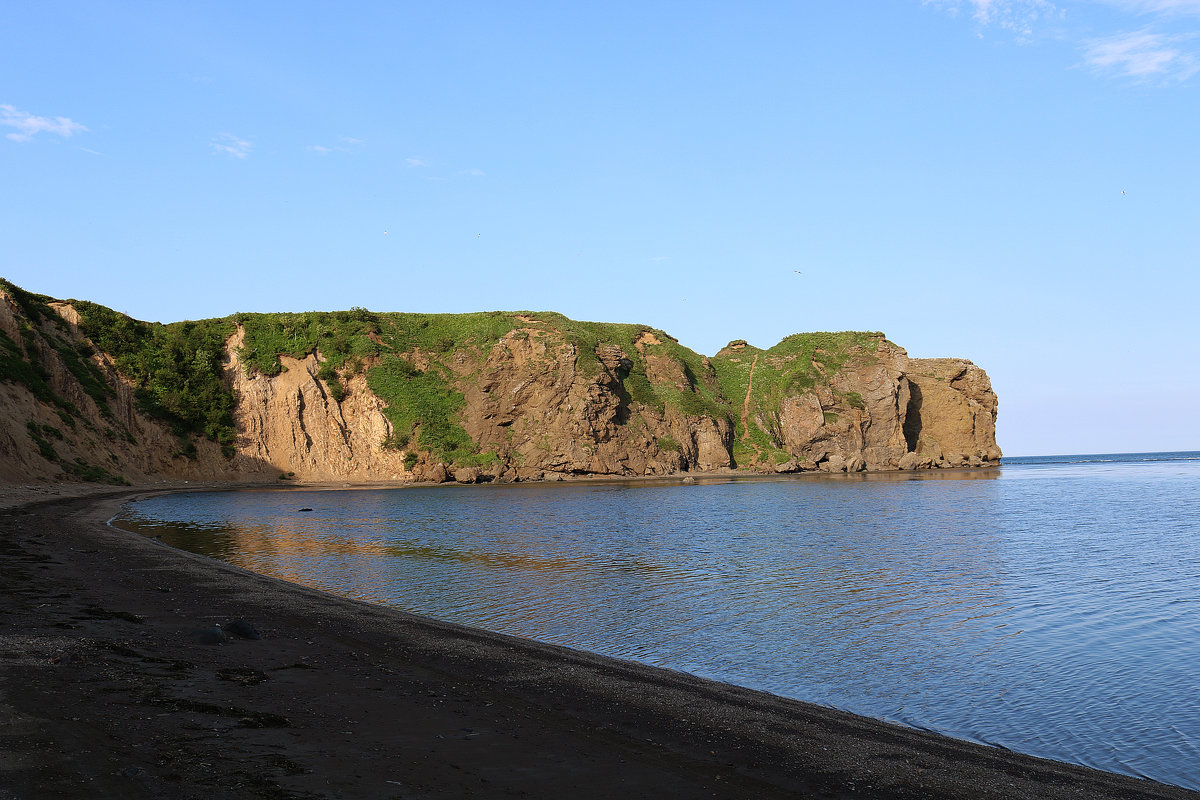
2, 486, 1197, 799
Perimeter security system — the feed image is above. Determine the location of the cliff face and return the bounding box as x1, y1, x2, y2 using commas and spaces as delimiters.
452, 324, 736, 481
225, 327, 414, 481
903, 358, 1003, 468
0, 282, 1000, 486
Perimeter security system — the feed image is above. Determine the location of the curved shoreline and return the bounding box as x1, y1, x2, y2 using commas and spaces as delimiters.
2, 487, 1196, 799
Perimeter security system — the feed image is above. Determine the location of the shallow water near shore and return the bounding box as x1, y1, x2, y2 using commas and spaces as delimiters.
116, 452, 1200, 790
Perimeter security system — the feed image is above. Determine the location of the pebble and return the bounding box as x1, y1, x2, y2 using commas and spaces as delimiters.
225, 618, 261, 639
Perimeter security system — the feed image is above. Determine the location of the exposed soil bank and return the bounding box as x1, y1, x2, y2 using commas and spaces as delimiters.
2, 488, 1195, 799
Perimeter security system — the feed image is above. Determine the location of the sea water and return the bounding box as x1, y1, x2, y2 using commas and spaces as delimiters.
116, 452, 1200, 790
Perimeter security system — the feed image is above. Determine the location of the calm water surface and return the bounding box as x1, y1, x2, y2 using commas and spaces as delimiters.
116, 452, 1200, 790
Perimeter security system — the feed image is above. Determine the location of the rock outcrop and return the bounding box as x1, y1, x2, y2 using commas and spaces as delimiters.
0, 281, 1000, 486
226, 327, 414, 481
455, 323, 734, 481
903, 358, 1002, 468
767, 337, 912, 471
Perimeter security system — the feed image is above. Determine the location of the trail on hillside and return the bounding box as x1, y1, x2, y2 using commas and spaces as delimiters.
740, 354, 758, 440
739, 354, 765, 464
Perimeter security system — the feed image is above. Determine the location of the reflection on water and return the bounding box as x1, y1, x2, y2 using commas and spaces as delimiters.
117, 460, 1200, 791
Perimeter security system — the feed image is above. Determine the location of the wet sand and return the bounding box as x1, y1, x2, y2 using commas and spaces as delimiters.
2, 486, 1197, 799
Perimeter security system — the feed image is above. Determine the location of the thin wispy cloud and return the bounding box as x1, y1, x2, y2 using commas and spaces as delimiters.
405, 157, 427, 167
1100, 0, 1200, 17
1, 103, 87, 143
1083, 29, 1200, 80
928, 0, 1200, 83
457, 168, 485, 177
924, 0, 1061, 36
211, 133, 252, 159
307, 136, 364, 155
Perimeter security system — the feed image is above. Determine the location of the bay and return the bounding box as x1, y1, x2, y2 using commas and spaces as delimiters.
115, 452, 1200, 791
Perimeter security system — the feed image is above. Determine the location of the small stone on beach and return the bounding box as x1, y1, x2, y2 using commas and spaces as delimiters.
188, 625, 229, 645
225, 618, 261, 639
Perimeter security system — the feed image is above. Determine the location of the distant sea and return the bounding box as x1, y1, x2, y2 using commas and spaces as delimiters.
116, 451, 1200, 790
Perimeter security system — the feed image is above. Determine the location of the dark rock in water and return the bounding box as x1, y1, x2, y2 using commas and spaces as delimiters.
298, 507, 313, 512
225, 618, 261, 640
188, 625, 229, 645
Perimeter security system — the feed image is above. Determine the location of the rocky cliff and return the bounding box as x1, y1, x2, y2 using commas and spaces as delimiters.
0, 280, 1000, 485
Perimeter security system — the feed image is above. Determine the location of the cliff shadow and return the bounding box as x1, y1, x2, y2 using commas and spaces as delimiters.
903, 382, 922, 453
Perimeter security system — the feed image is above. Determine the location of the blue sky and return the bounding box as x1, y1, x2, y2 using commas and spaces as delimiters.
2, 1, 1198, 456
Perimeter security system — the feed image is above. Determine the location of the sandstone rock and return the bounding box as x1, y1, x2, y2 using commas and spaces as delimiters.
904, 358, 1001, 466
898, 452, 922, 471
453, 467, 480, 484
690, 416, 735, 471
822, 454, 847, 473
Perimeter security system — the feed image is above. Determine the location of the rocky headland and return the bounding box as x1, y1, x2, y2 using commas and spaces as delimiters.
0, 279, 1000, 487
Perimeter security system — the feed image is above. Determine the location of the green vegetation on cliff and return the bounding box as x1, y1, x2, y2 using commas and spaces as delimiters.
70, 301, 238, 453
0, 328, 73, 414
236, 308, 521, 377
710, 331, 886, 462
236, 309, 519, 464
235, 309, 731, 463
527, 313, 732, 422
0, 280, 82, 422
0, 280, 116, 420
366, 357, 478, 463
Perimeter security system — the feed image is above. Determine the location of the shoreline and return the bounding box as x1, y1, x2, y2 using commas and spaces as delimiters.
0, 465, 1003, 520
2, 486, 1195, 799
